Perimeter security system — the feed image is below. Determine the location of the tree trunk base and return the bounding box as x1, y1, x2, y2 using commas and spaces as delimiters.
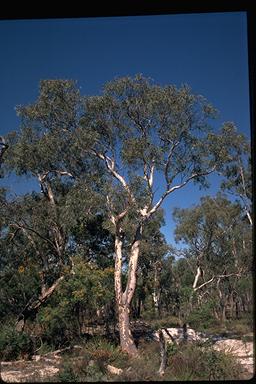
119, 306, 138, 357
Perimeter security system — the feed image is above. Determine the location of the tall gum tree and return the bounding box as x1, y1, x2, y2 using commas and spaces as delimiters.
3, 80, 103, 331
80, 75, 247, 355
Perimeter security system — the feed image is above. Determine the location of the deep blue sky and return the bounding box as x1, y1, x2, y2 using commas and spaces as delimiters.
0, 12, 250, 246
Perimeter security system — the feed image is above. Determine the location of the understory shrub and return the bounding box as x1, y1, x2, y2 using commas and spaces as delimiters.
57, 338, 123, 382
0, 323, 33, 360
167, 342, 242, 381
36, 258, 115, 349
55, 339, 243, 382
187, 301, 218, 330
148, 315, 181, 330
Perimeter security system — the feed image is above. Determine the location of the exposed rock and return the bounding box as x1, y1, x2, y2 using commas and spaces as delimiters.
153, 326, 254, 377
1, 352, 62, 382
1, 358, 60, 382
213, 339, 254, 376
154, 326, 208, 344
31, 355, 41, 362
106, 364, 123, 375
213, 338, 253, 357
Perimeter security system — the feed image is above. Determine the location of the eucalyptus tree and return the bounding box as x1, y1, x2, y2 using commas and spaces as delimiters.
80, 74, 246, 355
3, 80, 104, 330
173, 194, 252, 321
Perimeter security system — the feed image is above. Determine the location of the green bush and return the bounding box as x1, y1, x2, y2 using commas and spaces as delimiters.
167, 343, 242, 381
187, 301, 218, 330
57, 338, 125, 382
37, 258, 115, 349
81, 337, 127, 370
58, 363, 80, 382
0, 323, 33, 360
58, 356, 107, 382
85, 364, 107, 382
148, 315, 181, 330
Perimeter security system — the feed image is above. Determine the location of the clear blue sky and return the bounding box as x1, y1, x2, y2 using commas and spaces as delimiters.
0, 12, 250, 246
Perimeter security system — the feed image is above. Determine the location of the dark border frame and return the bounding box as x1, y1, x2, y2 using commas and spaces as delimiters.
1, 1, 255, 372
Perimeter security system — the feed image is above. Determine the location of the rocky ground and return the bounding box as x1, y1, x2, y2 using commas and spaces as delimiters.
213, 338, 254, 377
1, 352, 62, 382
1, 325, 254, 382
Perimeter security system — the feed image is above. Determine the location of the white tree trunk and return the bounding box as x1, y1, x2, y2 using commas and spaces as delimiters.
114, 224, 142, 356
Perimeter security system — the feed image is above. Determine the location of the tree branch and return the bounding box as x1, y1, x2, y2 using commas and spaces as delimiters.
92, 150, 136, 204
194, 271, 242, 292
192, 266, 203, 289
149, 167, 216, 217
10, 222, 56, 250
164, 140, 180, 188
193, 275, 215, 292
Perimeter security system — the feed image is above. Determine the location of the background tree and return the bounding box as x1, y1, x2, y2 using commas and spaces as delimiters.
173, 193, 252, 324
2, 80, 104, 331
132, 209, 171, 319
221, 143, 252, 226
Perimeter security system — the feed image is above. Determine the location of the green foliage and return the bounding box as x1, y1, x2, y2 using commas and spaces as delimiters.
147, 315, 181, 330
6, 80, 85, 177
0, 259, 41, 320
58, 364, 80, 382
57, 339, 125, 382
166, 342, 178, 357
83, 338, 121, 361
188, 300, 218, 330
225, 315, 253, 335
173, 193, 252, 275
168, 343, 242, 381
37, 258, 114, 348
0, 324, 33, 360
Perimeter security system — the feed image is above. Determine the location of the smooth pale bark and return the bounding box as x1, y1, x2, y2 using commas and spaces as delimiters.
118, 305, 138, 356
192, 266, 203, 289
114, 224, 142, 356
238, 164, 252, 226
152, 266, 161, 315
158, 329, 167, 376
114, 234, 123, 306
152, 291, 160, 315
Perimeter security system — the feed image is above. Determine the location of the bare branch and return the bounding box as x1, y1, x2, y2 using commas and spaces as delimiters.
194, 271, 242, 292
51, 170, 74, 178
164, 140, 180, 188
149, 167, 216, 217
10, 222, 56, 249
193, 275, 215, 292
192, 266, 203, 289
106, 195, 128, 225
92, 149, 136, 204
